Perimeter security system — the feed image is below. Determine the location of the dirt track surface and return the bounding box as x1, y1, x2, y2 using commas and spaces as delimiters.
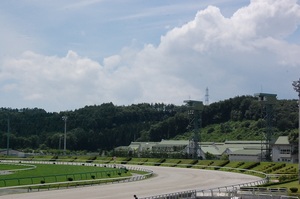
0, 166, 261, 199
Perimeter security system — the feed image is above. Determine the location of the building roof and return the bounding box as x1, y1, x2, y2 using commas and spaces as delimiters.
159, 140, 189, 145
224, 140, 263, 144
229, 149, 262, 155
140, 142, 158, 148
201, 146, 222, 156
274, 136, 290, 145
114, 146, 129, 150
128, 142, 159, 150
128, 142, 140, 150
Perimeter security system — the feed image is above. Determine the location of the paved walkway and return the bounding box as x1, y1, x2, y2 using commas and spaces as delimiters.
0, 166, 261, 199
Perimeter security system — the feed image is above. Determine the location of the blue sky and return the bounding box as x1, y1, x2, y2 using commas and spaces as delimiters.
0, 0, 300, 112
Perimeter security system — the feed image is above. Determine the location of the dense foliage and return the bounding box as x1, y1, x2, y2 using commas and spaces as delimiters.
0, 96, 298, 152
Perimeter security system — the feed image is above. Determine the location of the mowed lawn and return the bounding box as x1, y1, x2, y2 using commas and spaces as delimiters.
0, 163, 34, 171
0, 163, 130, 187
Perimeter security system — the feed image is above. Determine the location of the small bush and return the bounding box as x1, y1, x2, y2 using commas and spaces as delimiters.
218, 160, 230, 167
107, 173, 111, 177
278, 175, 288, 182
90, 156, 97, 160
40, 180, 45, 184
236, 162, 245, 167
91, 175, 95, 179
290, 187, 298, 193
244, 162, 260, 170
208, 161, 214, 166
50, 156, 58, 161
154, 159, 166, 166
67, 177, 73, 181
121, 157, 132, 164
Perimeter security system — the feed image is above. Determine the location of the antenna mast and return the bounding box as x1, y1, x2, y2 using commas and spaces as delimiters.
205, 87, 209, 106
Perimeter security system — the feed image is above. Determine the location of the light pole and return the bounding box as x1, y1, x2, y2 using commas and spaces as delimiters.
62, 116, 68, 155
292, 78, 300, 184
58, 135, 63, 151
6, 116, 10, 156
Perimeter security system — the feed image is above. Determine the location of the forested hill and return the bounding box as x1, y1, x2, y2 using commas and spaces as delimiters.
0, 96, 298, 152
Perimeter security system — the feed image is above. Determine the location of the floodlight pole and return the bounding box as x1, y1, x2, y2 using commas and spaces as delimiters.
254, 93, 277, 161
6, 117, 10, 156
184, 100, 203, 159
62, 116, 68, 155
292, 78, 300, 184
59, 135, 63, 150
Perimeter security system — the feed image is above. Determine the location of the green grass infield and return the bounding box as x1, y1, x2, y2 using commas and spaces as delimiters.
0, 163, 130, 187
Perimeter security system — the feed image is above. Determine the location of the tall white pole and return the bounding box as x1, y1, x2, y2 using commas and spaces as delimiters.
292, 78, 300, 184
62, 116, 68, 155
6, 117, 10, 156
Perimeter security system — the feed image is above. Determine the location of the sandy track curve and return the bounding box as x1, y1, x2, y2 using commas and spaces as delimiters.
0, 166, 261, 199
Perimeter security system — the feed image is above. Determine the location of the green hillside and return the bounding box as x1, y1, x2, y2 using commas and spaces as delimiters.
175, 120, 282, 142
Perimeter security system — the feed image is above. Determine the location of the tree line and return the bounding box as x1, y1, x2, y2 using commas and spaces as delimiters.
0, 96, 298, 153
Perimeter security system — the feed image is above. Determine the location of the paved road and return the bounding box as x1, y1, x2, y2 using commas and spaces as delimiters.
0, 166, 261, 199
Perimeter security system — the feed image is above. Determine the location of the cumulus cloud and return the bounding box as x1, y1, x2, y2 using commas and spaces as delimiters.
1, 51, 102, 109
0, 0, 300, 111
232, 0, 300, 38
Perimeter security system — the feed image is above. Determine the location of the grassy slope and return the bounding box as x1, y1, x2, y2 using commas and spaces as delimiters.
175, 120, 283, 142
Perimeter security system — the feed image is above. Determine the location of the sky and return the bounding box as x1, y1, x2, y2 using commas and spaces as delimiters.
0, 0, 300, 112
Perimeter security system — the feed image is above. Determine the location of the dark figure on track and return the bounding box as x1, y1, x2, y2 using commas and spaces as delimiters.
133, 195, 138, 199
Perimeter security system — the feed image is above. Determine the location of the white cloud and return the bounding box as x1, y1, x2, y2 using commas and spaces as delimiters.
231, 0, 300, 38
1, 51, 102, 110
0, 0, 299, 111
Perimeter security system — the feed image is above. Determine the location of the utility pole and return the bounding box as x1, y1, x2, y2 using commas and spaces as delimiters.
6, 116, 10, 156
62, 116, 68, 155
292, 78, 300, 184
